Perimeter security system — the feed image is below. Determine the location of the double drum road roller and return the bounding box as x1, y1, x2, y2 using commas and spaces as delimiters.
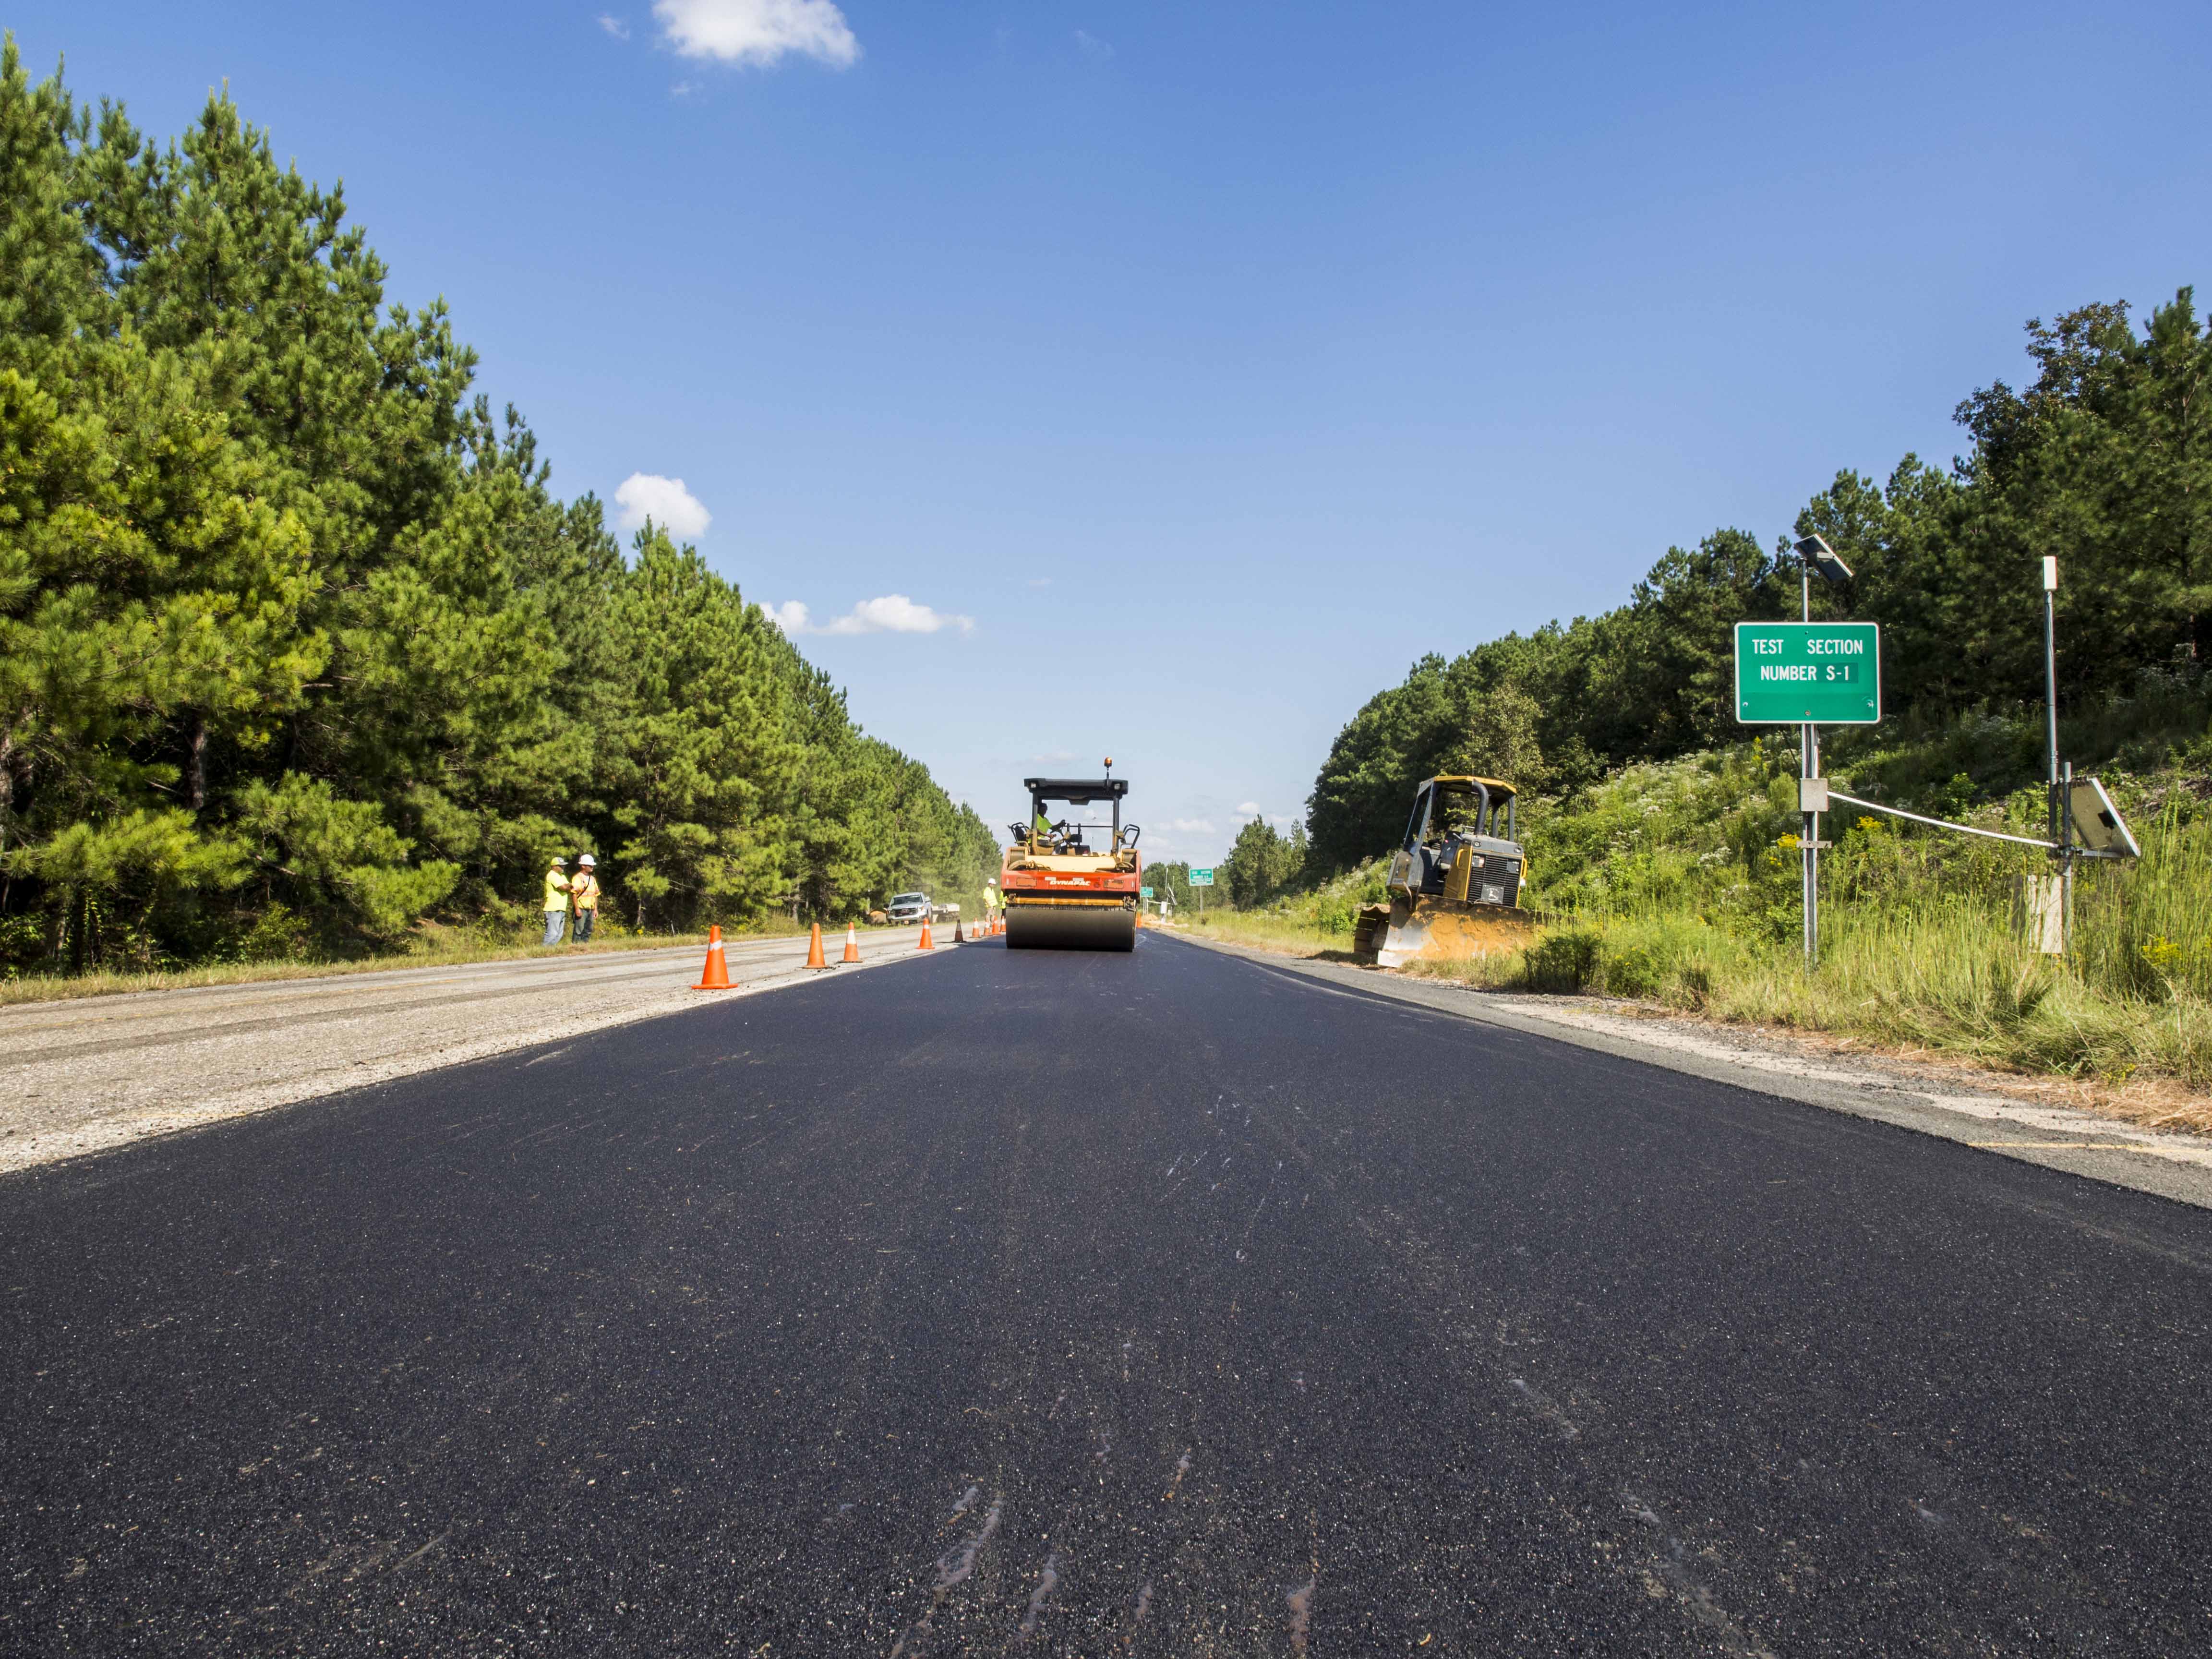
1000, 768, 1141, 952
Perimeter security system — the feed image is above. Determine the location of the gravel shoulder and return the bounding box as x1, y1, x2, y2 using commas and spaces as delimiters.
1161, 928, 2212, 1211
0, 929, 940, 1176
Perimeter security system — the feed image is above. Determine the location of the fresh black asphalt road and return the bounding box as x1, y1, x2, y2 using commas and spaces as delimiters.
5, 933, 2211, 1655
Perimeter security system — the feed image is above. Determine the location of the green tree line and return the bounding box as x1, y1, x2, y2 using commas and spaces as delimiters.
1147, 815, 1307, 912
1306, 286, 2212, 871
0, 45, 997, 973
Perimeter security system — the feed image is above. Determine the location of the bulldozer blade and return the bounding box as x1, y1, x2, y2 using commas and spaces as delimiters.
1371, 902, 1534, 970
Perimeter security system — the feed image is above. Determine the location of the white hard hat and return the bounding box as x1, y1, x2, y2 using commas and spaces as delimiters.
577, 853, 596, 867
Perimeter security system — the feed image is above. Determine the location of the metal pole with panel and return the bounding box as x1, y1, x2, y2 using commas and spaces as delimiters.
2042, 557, 2069, 953
2060, 760, 2075, 953
2043, 558, 2060, 845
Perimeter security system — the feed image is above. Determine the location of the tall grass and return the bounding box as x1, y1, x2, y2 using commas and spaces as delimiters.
1410, 803, 2212, 1089
2074, 805, 2212, 1004
1212, 722, 2212, 1093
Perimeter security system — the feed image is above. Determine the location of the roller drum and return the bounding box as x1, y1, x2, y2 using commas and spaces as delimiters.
1005, 901, 1137, 952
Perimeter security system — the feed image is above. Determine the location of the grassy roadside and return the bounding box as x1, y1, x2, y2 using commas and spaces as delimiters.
1177, 911, 1360, 960
0, 918, 814, 1008
1180, 736, 2212, 1125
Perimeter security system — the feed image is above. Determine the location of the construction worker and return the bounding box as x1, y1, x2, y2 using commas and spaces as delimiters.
569, 854, 601, 943
541, 855, 572, 947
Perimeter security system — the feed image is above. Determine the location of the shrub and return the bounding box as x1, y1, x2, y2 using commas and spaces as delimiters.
1522, 926, 1600, 993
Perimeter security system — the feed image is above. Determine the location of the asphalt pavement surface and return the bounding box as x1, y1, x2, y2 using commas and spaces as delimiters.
4, 930, 2210, 1654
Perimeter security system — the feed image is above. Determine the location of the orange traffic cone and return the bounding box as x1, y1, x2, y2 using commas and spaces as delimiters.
693, 925, 733, 989
953, 917, 965, 944
918, 918, 935, 950
805, 921, 830, 971
841, 923, 861, 964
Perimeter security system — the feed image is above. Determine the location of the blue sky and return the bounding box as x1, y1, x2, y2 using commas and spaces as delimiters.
13, 2, 2208, 865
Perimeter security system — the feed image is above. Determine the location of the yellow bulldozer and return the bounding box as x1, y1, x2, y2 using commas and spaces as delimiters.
1350, 775, 1537, 968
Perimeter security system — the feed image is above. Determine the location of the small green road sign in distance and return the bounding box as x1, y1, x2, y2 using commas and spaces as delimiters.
1140, 886, 1154, 898
1734, 622, 1881, 724
1188, 867, 1215, 887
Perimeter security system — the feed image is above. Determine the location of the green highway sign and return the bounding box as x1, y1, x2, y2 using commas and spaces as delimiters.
1140, 886, 1154, 898
1188, 867, 1215, 887
1734, 622, 1881, 725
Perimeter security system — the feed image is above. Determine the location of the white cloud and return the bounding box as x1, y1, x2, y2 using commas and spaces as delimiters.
766, 594, 975, 637
654, 0, 859, 68
614, 473, 711, 540
1075, 29, 1114, 61
826, 595, 974, 635
1168, 817, 1217, 836
1236, 801, 1263, 816
599, 14, 631, 39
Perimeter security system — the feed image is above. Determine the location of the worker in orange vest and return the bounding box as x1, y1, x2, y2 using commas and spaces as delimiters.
569, 854, 602, 943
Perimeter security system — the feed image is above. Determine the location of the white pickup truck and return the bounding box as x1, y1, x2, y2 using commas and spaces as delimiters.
886, 892, 962, 926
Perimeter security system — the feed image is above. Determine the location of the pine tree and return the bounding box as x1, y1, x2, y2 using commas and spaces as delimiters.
0, 50, 994, 971
601, 530, 801, 928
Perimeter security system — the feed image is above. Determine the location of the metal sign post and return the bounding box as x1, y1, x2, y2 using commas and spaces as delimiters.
1801, 731, 1822, 972
1735, 536, 1870, 971
1802, 564, 1815, 972
1801, 563, 1818, 973
1736, 620, 1877, 970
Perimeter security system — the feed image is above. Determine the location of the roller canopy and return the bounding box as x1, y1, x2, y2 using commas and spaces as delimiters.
1024, 778, 1130, 806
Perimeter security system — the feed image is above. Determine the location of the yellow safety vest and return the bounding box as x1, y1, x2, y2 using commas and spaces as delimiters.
570, 872, 600, 913
542, 867, 571, 913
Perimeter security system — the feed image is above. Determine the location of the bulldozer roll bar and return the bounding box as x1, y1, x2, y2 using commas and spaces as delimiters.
1405, 776, 1515, 848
